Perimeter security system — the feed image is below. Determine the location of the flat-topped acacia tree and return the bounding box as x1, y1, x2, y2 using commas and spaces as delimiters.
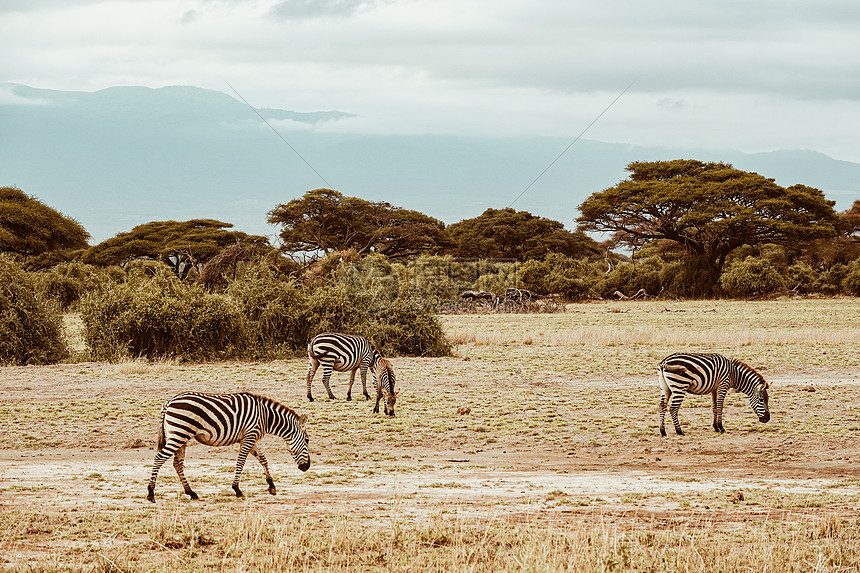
577, 160, 840, 296
267, 189, 447, 259
0, 186, 90, 259
82, 219, 266, 278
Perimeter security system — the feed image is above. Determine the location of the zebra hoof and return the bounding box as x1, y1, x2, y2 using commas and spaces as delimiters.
146, 493, 155, 503
268, 486, 277, 495
346, 394, 352, 401
675, 429, 685, 436
363, 393, 370, 400
232, 485, 243, 498
659, 428, 667, 437
307, 396, 314, 402
188, 491, 199, 500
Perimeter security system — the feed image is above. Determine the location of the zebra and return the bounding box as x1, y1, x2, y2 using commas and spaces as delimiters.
658, 352, 770, 436
306, 332, 398, 409
371, 357, 398, 417
146, 392, 310, 502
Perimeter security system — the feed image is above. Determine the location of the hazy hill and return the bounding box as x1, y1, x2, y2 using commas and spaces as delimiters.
2, 83, 858, 244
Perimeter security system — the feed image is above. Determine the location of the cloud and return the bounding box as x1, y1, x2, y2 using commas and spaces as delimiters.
269, 0, 384, 20
2, 0, 860, 161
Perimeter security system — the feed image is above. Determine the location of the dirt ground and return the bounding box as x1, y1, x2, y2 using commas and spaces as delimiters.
2, 358, 860, 566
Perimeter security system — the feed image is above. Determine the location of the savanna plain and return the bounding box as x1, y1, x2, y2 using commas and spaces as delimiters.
2, 299, 860, 572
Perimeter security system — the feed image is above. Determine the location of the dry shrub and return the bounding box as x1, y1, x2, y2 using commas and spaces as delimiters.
79, 266, 246, 361
0, 258, 69, 364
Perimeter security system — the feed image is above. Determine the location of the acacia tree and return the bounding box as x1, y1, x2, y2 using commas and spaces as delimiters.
445, 207, 603, 262
0, 186, 90, 258
268, 189, 447, 259
577, 160, 839, 295
83, 219, 266, 278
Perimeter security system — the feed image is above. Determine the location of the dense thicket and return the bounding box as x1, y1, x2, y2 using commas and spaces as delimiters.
79, 266, 246, 361
77, 254, 452, 361
0, 258, 69, 365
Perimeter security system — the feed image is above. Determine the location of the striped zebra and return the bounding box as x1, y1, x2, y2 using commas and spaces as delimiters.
306, 333, 399, 415
146, 392, 310, 502
658, 353, 770, 436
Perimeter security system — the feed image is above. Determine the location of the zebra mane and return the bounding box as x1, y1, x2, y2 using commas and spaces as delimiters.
730, 358, 768, 388
246, 393, 304, 422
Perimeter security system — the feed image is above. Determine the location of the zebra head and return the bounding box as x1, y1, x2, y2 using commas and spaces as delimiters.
751, 380, 770, 423
289, 413, 311, 472
732, 359, 771, 424
373, 358, 398, 416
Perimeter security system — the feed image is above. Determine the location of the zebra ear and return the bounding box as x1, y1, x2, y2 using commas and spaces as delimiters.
299, 414, 308, 427
759, 381, 769, 392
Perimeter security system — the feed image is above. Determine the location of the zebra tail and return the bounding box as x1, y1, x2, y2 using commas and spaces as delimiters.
155, 401, 168, 452
156, 421, 166, 452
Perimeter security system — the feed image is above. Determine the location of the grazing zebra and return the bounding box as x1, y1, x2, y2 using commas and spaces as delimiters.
371, 357, 398, 417
658, 352, 770, 436
305, 332, 388, 399
146, 392, 310, 502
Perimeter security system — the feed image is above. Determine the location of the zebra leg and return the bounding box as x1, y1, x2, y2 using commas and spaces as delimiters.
659, 394, 668, 437
251, 447, 276, 495
321, 364, 337, 400
360, 363, 370, 400
712, 386, 728, 433
307, 358, 320, 402
146, 447, 175, 502
373, 382, 382, 414
668, 391, 687, 436
172, 444, 198, 500
231, 439, 255, 498
346, 368, 357, 401
658, 369, 670, 437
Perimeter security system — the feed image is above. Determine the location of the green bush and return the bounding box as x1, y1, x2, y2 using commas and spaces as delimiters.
519, 254, 600, 300
719, 256, 786, 298
227, 262, 310, 357
660, 257, 720, 299
842, 258, 860, 296
0, 258, 69, 364
815, 263, 848, 295
786, 261, 820, 294
303, 255, 452, 357
596, 257, 664, 298
31, 261, 120, 310
79, 267, 246, 361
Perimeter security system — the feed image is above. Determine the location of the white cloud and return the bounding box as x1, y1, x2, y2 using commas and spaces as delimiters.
2, 0, 860, 161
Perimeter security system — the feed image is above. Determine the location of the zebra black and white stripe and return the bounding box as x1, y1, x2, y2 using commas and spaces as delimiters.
658, 353, 770, 436
307, 333, 398, 415
146, 392, 310, 502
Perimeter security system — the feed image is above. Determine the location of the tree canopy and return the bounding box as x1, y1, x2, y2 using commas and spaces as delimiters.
0, 186, 90, 258
268, 189, 447, 259
82, 219, 265, 277
446, 207, 603, 262
577, 160, 839, 278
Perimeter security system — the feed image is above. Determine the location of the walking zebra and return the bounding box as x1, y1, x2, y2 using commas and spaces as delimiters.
146, 392, 310, 502
306, 333, 398, 415
658, 353, 770, 436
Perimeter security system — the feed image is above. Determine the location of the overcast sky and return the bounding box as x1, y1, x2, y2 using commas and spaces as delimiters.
3, 0, 860, 162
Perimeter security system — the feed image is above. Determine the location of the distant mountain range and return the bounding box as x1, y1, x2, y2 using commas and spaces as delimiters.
2, 83, 858, 244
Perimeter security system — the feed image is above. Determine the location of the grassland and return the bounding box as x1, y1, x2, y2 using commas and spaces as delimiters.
1, 298, 860, 571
